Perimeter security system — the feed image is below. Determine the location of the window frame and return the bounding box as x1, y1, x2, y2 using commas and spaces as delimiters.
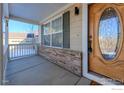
42, 14, 63, 48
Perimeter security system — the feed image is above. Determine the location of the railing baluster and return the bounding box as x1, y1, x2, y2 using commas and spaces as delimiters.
22, 44, 23, 56
25, 44, 26, 56
23, 45, 24, 56
21, 45, 23, 56
21, 44, 22, 56
29, 45, 31, 55
30, 44, 31, 55
18, 44, 19, 57
26, 45, 27, 56
34, 45, 37, 54
10, 45, 12, 59
31, 45, 34, 55
27, 45, 30, 55
17, 45, 18, 57
14, 45, 15, 58
15, 45, 16, 57
12, 45, 13, 58
11, 46, 13, 58
24, 44, 25, 56
10, 45, 13, 59
17, 44, 19, 57
17, 44, 18, 57
9, 45, 10, 59
20, 44, 22, 56
14, 45, 17, 57
22, 45, 24, 56
33, 45, 35, 55
29, 44, 30, 55
28, 44, 29, 55
12, 45, 14, 59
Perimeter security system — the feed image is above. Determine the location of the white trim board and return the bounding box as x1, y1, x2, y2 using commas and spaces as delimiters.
9, 15, 40, 25
0, 3, 3, 84
82, 3, 122, 85
42, 13, 62, 25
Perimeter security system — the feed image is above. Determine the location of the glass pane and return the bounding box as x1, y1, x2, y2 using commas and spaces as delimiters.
43, 35, 50, 46
99, 8, 120, 60
43, 23, 51, 35
43, 22, 51, 46
52, 33, 63, 47
52, 17, 62, 33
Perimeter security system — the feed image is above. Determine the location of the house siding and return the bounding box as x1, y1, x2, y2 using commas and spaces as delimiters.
70, 4, 82, 52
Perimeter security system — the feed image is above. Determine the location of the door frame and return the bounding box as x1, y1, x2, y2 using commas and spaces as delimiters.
82, 3, 122, 85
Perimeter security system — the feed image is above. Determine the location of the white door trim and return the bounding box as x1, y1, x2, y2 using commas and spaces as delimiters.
82, 3, 122, 85
0, 3, 3, 85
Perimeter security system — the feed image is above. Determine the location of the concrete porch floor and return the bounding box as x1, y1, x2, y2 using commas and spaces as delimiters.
6, 56, 91, 85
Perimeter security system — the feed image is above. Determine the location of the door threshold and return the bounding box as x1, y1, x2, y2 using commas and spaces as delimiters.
83, 72, 123, 85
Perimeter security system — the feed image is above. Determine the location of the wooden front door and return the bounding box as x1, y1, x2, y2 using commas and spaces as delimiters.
89, 4, 124, 83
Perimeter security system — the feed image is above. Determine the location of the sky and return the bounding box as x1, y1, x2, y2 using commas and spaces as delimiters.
8, 19, 38, 33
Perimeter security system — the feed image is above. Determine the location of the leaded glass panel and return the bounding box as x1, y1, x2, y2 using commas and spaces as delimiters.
99, 8, 120, 60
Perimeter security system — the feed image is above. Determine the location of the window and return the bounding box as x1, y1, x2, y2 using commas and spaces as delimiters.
99, 8, 121, 60
27, 33, 34, 38
52, 17, 63, 47
43, 16, 63, 48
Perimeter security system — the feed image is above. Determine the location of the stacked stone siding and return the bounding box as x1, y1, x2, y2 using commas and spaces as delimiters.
38, 46, 82, 76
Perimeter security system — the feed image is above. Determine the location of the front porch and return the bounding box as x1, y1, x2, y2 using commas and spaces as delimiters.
6, 56, 91, 85
1, 3, 121, 85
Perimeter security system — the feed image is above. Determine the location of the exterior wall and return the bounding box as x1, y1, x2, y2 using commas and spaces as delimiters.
38, 46, 82, 76
39, 4, 83, 76
70, 4, 82, 52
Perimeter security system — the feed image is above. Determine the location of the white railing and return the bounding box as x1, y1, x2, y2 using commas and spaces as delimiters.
8, 44, 37, 60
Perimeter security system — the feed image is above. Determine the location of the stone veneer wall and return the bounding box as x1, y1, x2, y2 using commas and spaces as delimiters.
38, 46, 82, 76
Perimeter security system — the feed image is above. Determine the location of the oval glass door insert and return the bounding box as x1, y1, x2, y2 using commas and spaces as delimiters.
99, 8, 121, 60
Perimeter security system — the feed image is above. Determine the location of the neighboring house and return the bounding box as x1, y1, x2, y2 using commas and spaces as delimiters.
8, 32, 38, 44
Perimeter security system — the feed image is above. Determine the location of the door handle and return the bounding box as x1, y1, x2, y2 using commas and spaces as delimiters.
88, 40, 92, 53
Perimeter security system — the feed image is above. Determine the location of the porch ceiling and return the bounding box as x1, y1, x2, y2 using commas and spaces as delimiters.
9, 3, 68, 24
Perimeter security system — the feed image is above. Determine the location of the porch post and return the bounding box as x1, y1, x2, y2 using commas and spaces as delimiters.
38, 25, 41, 46
3, 4, 9, 55
2, 3, 9, 84
0, 3, 3, 84
82, 3, 88, 76
5, 18, 9, 60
